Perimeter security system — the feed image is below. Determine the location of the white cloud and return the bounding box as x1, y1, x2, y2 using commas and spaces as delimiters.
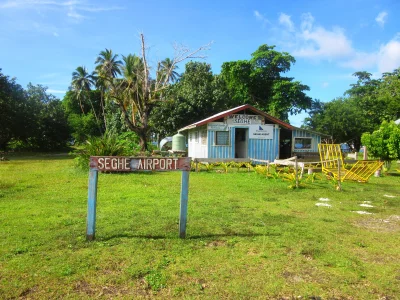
292, 14, 353, 59
341, 52, 377, 69
274, 12, 400, 74
300, 12, 314, 32
377, 36, 400, 73
322, 82, 329, 88
254, 10, 269, 27
375, 11, 388, 28
279, 13, 294, 32
47, 89, 66, 94
0, 0, 123, 18
67, 7, 85, 21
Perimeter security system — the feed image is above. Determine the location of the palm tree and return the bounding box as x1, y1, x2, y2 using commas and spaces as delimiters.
71, 66, 100, 129
95, 49, 122, 79
159, 58, 180, 83
95, 49, 122, 131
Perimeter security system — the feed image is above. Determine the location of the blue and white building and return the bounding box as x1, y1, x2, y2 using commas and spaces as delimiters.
178, 104, 330, 161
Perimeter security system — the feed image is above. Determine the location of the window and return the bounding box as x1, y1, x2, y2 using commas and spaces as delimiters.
215, 131, 229, 145
194, 131, 199, 143
201, 130, 207, 145
294, 137, 312, 150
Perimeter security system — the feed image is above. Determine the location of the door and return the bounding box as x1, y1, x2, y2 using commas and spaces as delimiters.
235, 128, 248, 158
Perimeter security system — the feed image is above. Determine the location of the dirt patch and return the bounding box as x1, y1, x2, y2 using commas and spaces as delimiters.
206, 240, 227, 247
73, 281, 135, 297
354, 215, 400, 232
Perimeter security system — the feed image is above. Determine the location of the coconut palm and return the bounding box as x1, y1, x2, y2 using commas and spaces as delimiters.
71, 66, 100, 128
159, 58, 180, 83
95, 49, 122, 79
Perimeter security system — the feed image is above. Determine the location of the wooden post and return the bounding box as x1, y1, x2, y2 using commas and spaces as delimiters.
179, 170, 190, 238
337, 158, 342, 191
86, 168, 98, 241
295, 156, 299, 188
363, 146, 368, 160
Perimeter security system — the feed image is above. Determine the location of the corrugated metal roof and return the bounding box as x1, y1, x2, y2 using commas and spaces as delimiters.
178, 104, 294, 131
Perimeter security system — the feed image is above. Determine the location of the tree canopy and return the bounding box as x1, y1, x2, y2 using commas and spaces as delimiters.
221, 45, 313, 121
304, 68, 400, 150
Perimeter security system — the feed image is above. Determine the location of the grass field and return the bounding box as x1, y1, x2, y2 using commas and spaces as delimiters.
0, 155, 399, 299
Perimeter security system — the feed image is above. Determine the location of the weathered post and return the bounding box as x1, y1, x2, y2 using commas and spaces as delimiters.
179, 170, 190, 238
337, 158, 342, 191
86, 168, 98, 241
295, 156, 299, 188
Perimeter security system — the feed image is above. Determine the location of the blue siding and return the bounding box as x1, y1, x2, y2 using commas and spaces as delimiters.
207, 130, 232, 159
248, 127, 279, 161
292, 129, 321, 152
208, 127, 280, 161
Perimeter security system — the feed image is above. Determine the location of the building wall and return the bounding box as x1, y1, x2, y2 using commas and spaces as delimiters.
292, 129, 321, 152
248, 126, 280, 161
188, 127, 208, 158
207, 130, 232, 159
206, 126, 280, 161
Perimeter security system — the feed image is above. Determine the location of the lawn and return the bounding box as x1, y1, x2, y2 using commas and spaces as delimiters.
0, 155, 399, 299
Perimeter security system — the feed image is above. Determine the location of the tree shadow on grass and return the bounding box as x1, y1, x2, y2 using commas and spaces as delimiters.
97, 232, 267, 241
97, 214, 297, 241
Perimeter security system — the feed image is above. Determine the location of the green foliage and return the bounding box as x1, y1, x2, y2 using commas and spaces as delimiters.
0, 74, 70, 151
74, 132, 135, 169
221, 44, 312, 121
304, 69, 400, 150
361, 121, 400, 168
151, 62, 230, 137
67, 113, 100, 143
0, 69, 27, 150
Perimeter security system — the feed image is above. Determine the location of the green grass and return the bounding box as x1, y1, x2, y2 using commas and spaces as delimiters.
0, 155, 399, 299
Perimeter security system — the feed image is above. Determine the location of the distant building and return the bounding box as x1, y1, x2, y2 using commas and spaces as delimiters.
178, 104, 330, 161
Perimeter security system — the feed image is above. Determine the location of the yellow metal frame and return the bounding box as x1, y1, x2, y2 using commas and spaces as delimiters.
318, 144, 383, 183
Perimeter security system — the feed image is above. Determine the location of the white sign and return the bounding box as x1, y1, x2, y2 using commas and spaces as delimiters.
249, 125, 274, 139
226, 114, 263, 125
207, 122, 228, 131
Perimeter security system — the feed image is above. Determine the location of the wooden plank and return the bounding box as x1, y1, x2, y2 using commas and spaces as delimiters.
90, 156, 191, 172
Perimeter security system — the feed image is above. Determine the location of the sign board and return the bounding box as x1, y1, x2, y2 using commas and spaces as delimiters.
207, 122, 228, 131
249, 125, 274, 139
226, 114, 264, 125
86, 156, 191, 241
90, 156, 191, 172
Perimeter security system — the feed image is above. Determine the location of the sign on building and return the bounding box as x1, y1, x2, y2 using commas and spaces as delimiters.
249, 125, 274, 139
226, 114, 264, 125
207, 122, 228, 131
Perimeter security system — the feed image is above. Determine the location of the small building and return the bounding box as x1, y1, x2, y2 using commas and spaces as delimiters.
177, 104, 330, 161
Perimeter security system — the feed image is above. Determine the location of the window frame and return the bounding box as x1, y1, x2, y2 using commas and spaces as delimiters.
293, 137, 313, 150
215, 131, 230, 146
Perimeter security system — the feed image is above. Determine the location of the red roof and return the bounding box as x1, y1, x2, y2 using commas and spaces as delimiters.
178, 104, 294, 131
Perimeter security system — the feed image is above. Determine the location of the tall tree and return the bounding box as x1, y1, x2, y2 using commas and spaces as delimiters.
361, 121, 400, 168
158, 58, 180, 83
94, 49, 123, 131
106, 34, 211, 151
151, 62, 229, 138
221, 45, 312, 121
0, 69, 27, 150
71, 66, 102, 132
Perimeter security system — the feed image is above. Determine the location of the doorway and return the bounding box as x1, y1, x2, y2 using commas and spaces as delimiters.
235, 128, 248, 158
279, 129, 292, 159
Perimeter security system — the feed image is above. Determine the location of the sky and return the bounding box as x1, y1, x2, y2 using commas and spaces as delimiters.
1, 0, 400, 126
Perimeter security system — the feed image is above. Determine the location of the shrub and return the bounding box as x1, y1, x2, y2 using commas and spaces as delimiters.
74, 132, 132, 170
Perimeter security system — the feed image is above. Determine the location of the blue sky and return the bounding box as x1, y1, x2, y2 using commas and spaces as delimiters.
1, 0, 400, 126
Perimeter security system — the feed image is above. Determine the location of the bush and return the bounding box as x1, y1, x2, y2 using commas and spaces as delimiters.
74, 133, 129, 170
